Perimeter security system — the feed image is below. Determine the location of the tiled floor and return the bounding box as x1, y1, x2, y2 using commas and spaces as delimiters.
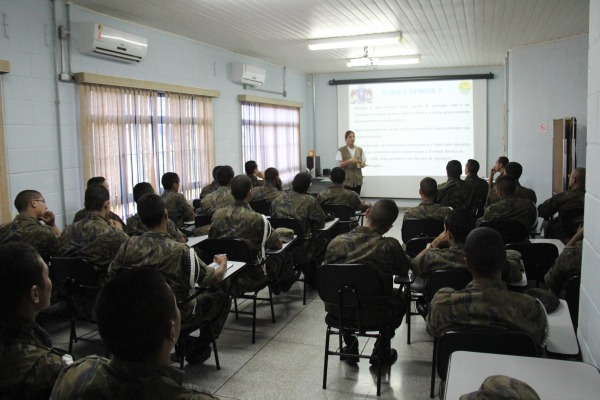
46, 209, 441, 399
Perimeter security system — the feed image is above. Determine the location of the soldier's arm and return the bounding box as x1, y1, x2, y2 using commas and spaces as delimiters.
178, 194, 196, 222
310, 200, 326, 230
537, 195, 559, 219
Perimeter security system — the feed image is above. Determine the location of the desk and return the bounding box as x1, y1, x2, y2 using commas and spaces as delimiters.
445, 351, 600, 400
546, 299, 579, 355
207, 260, 247, 281
316, 218, 338, 232
530, 238, 565, 253
266, 236, 297, 255
186, 235, 208, 247
508, 269, 528, 289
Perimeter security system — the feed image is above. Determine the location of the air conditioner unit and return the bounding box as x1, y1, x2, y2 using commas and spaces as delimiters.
78, 22, 148, 63
231, 63, 266, 86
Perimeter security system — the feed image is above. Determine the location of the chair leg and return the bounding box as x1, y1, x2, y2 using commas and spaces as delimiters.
233, 297, 239, 320
252, 293, 257, 344
303, 273, 307, 305
323, 326, 331, 389
268, 286, 275, 323
430, 337, 438, 398
180, 340, 185, 370
68, 317, 76, 354
208, 325, 220, 371
406, 287, 412, 345
376, 335, 382, 396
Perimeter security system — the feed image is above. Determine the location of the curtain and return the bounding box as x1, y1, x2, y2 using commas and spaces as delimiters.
241, 102, 300, 185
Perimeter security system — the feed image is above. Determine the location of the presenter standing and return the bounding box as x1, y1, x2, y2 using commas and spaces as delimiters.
336, 130, 366, 195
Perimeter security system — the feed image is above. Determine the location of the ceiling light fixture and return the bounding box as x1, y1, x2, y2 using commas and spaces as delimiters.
347, 54, 421, 68
308, 32, 402, 50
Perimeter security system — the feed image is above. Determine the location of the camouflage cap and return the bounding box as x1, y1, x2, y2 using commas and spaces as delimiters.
527, 288, 560, 313
459, 375, 540, 400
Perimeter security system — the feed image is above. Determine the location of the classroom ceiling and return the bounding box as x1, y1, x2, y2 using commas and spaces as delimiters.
71, 0, 589, 74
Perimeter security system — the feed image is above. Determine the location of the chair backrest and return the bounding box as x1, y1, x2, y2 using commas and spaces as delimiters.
196, 238, 253, 265
479, 220, 529, 244
192, 199, 201, 210
564, 274, 581, 330
268, 217, 303, 237
49, 257, 99, 292
505, 242, 559, 283
195, 214, 213, 228
426, 268, 472, 302
436, 329, 539, 381
321, 204, 355, 221
405, 237, 435, 258
401, 218, 444, 244
250, 199, 271, 216
560, 207, 584, 237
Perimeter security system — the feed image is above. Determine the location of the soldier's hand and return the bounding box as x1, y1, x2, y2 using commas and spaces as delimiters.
39, 211, 56, 226
214, 254, 228, 265
110, 220, 123, 230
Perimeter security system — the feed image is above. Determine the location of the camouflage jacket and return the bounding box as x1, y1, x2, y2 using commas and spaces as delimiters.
58, 213, 129, 282
199, 180, 219, 199
108, 232, 213, 324
252, 183, 283, 203
126, 213, 187, 243
0, 319, 65, 400
73, 209, 126, 228
436, 178, 473, 210
317, 185, 363, 211
403, 201, 451, 221
537, 188, 585, 219
479, 195, 537, 230
200, 186, 235, 216
271, 191, 326, 238
248, 174, 264, 187
464, 175, 490, 213
544, 240, 583, 298
209, 201, 280, 263
426, 278, 548, 347
0, 215, 59, 262
161, 190, 195, 228
485, 181, 537, 208
50, 356, 218, 400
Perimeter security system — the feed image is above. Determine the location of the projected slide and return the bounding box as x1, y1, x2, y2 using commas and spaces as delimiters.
337, 79, 487, 198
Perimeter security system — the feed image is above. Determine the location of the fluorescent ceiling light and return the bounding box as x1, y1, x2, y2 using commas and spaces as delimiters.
347, 54, 421, 67
308, 32, 401, 50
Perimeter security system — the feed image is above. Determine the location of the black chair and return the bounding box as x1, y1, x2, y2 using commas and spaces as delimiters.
321, 204, 356, 221
431, 330, 539, 398
318, 264, 395, 396
479, 220, 529, 244
505, 242, 559, 287
401, 219, 444, 244
195, 214, 212, 228
560, 208, 584, 238
250, 199, 272, 216
196, 238, 275, 344
405, 237, 434, 258
564, 274, 581, 330
49, 257, 104, 354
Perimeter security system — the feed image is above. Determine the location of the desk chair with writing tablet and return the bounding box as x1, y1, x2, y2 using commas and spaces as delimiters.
401, 218, 444, 245
479, 220, 529, 245
505, 242, 559, 288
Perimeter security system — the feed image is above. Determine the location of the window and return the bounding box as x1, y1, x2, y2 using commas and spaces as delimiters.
240, 96, 302, 185
0, 61, 10, 222
78, 76, 217, 220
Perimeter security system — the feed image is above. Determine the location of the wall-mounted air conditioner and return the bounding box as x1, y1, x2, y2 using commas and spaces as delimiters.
231, 63, 266, 86
78, 22, 148, 63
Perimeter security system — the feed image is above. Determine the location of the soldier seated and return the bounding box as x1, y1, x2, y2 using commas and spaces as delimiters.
317, 167, 370, 212
404, 177, 451, 221
478, 175, 537, 231
252, 167, 283, 203
0, 243, 66, 399
545, 227, 583, 298
485, 161, 537, 208
50, 268, 218, 399
200, 165, 222, 200
160, 172, 196, 228
200, 165, 235, 216
464, 159, 489, 216
72, 176, 126, 228
435, 160, 473, 211
245, 160, 264, 187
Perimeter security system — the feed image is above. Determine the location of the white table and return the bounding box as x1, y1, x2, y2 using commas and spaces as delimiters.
508, 269, 528, 288
445, 351, 600, 400
546, 299, 579, 355
207, 260, 247, 281
186, 235, 208, 247
316, 217, 338, 232
266, 236, 297, 255
530, 238, 565, 253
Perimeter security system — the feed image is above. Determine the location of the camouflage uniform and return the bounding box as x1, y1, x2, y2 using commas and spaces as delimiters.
464, 175, 490, 215
200, 186, 235, 216
544, 240, 583, 298
538, 188, 585, 239
50, 356, 218, 399
324, 226, 410, 334
479, 195, 537, 230
199, 180, 219, 199
248, 174, 264, 187
436, 178, 473, 211
209, 201, 291, 293
271, 191, 326, 238
426, 278, 548, 347
108, 232, 229, 335
485, 181, 537, 208
411, 245, 523, 284
161, 190, 195, 228
252, 183, 283, 202
126, 213, 187, 243
317, 185, 363, 211
403, 201, 451, 221
0, 319, 65, 399
73, 209, 126, 228
0, 215, 59, 262
58, 213, 129, 284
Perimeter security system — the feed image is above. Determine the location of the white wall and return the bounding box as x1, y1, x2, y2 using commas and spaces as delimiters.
0, 0, 312, 227
580, 0, 600, 367
507, 35, 589, 203
312, 65, 506, 189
